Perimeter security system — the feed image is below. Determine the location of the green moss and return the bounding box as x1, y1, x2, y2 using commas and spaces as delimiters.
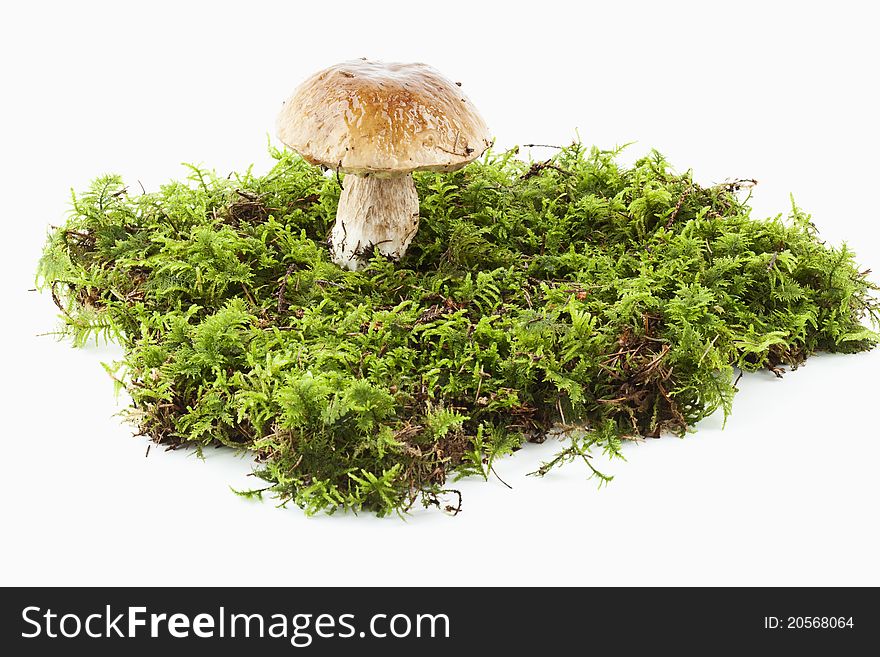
37, 143, 879, 516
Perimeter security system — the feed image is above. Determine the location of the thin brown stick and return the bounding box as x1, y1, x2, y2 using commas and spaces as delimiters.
665, 184, 693, 229
277, 264, 297, 314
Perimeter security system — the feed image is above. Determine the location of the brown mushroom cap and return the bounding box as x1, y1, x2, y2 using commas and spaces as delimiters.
276, 60, 492, 176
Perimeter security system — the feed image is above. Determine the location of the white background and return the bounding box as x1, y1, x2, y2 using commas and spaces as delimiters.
1, 0, 878, 586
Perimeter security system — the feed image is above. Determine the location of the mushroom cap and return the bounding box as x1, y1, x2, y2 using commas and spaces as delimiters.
276, 60, 492, 176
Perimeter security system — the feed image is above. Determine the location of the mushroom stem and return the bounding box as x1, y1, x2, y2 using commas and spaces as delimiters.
330, 173, 420, 271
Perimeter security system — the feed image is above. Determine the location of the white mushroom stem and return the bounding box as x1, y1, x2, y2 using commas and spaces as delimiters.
329, 174, 420, 271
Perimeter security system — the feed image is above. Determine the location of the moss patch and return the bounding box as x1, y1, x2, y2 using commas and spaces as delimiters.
37, 143, 879, 516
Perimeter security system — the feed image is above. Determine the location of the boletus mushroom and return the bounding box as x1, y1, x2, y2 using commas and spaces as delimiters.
276, 59, 492, 270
